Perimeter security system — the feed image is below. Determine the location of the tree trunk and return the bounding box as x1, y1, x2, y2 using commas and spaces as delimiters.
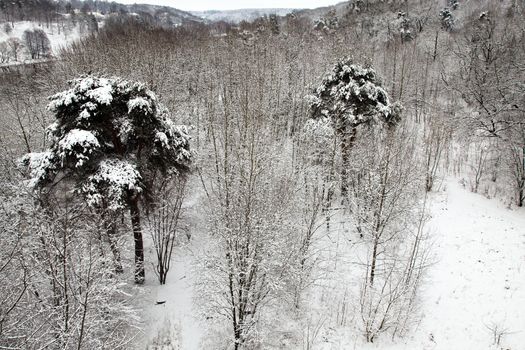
340, 125, 357, 200
520, 146, 525, 207
370, 237, 378, 286
425, 173, 433, 192
159, 264, 166, 285
130, 199, 145, 284
106, 219, 124, 274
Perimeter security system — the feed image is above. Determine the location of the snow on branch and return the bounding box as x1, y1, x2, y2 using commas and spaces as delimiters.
57, 129, 100, 167
82, 158, 143, 210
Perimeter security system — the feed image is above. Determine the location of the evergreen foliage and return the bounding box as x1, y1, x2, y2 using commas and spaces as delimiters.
21, 76, 192, 283
308, 58, 401, 198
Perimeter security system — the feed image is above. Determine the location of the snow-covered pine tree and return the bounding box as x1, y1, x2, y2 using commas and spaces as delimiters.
21, 76, 192, 284
307, 58, 401, 198
439, 7, 455, 31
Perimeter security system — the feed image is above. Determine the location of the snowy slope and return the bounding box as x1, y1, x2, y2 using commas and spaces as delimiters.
0, 21, 81, 59
191, 8, 295, 23
414, 180, 525, 350
138, 178, 524, 350
127, 4, 203, 25
330, 179, 525, 350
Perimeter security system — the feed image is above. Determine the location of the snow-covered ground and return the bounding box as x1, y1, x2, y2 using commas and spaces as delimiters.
138, 187, 206, 350
322, 179, 525, 350
140, 244, 204, 350
138, 179, 525, 349
0, 21, 81, 63
414, 180, 525, 350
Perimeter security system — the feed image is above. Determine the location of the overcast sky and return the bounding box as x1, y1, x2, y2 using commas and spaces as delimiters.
116, 0, 342, 12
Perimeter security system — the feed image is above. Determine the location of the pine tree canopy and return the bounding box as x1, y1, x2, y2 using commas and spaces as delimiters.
309, 58, 401, 132
21, 76, 192, 210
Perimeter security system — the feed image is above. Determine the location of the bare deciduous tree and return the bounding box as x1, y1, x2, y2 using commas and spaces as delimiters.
146, 176, 188, 284
349, 124, 430, 342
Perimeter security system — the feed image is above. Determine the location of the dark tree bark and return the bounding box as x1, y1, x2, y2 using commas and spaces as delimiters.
520, 146, 525, 207
130, 199, 145, 284
339, 125, 357, 200
106, 218, 124, 274
370, 237, 379, 286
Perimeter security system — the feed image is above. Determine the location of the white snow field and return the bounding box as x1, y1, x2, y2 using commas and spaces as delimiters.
139, 189, 205, 350
413, 180, 525, 350
141, 244, 204, 350
0, 20, 81, 63
138, 179, 524, 350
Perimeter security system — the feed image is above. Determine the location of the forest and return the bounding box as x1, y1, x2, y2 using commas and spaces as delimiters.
0, 0, 524, 349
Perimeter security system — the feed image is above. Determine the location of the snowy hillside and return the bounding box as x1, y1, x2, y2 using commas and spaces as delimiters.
293, 1, 350, 21
0, 21, 82, 64
128, 4, 203, 25
415, 180, 525, 350
192, 8, 296, 23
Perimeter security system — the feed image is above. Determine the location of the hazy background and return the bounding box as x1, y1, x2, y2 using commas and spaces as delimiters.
114, 0, 342, 11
